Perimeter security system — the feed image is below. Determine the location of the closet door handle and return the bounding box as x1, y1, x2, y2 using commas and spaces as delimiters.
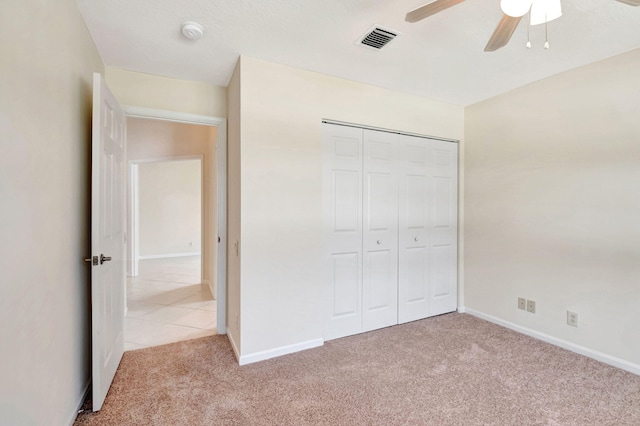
414, 237, 419, 242
376, 240, 382, 245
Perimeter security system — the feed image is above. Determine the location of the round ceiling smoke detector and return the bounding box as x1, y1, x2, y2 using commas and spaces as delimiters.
181, 21, 204, 40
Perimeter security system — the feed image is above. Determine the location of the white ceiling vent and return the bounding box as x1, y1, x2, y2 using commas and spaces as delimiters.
356, 25, 399, 51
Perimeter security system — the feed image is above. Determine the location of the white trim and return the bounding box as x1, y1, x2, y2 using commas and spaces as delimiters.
138, 252, 202, 260
457, 306, 466, 313
215, 121, 228, 334
123, 107, 227, 333
465, 308, 640, 376
456, 138, 465, 310
128, 164, 139, 277
227, 330, 241, 362
67, 380, 90, 426
124, 106, 224, 126
130, 155, 204, 164
238, 339, 324, 366
322, 119, 459, 144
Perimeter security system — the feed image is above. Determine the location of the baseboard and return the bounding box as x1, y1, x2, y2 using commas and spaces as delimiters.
238, 339, 324, 366
457, 306, 466, 313
138, 252, 201, 260
67, 379, 90, 426
203, 279, 214, 298
226, 330, 241, 363
464, 308, 640, 376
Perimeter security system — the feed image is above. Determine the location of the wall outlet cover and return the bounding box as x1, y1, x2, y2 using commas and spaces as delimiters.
518, 297, 526, 310
567, 311, 579, 327
526, 300, 536, 313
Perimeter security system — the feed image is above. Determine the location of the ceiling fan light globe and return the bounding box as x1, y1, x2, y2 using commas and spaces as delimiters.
530, 0, 562, 25
500, 0, 533, 17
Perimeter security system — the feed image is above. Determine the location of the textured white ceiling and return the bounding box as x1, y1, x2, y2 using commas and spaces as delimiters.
75, 0, 640, 105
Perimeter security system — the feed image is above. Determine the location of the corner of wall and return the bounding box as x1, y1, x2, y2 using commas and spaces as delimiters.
225, 56, 242, 355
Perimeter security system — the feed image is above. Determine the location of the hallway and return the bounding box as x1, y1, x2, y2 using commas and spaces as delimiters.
124, 256, 216, 350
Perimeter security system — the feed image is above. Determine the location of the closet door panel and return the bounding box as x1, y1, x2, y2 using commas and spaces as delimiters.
398, 135, 430, 323
331, 252, 360, 317
428, 140, 458, 316
362, 130, 398, 332
365, 250, 394, 309
323, 124, 364, 340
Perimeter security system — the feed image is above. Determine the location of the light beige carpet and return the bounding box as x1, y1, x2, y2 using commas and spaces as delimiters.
75, 313, 640, 425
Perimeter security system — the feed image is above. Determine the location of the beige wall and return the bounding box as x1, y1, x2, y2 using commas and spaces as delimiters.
226, 60, 242, 353
236, 56, 464, 357
105, 67, 227, 118
128, 118, 216, 287
464, 48, 640, 368
138, 160, 202, 257
0, 0, 104, 424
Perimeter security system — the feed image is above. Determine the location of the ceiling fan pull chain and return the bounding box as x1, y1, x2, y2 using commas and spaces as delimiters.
544, 14, 550, 49
526, 12, 532, 49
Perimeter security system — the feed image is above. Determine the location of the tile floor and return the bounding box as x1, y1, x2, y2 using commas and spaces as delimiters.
125, 256, 216, 351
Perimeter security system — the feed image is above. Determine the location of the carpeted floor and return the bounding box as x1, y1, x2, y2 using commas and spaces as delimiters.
75, 313, 640, 425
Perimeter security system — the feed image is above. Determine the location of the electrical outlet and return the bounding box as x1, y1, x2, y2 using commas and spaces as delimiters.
518, 297, 526, 310
526, 300, 536, 313
567, 311, 579, 327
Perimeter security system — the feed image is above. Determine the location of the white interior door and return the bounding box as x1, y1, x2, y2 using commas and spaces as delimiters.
323, 124, 363, 340
362, 130, 398, 332
398, 134, 431, 323
428, 140, 458, 316
91, 73, 126, 411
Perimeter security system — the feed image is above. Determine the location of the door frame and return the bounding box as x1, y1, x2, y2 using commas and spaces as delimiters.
129, 156, 204, 283
124, 106, 228, 334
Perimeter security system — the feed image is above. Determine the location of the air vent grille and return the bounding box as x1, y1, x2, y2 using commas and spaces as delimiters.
357, 26, 398, 50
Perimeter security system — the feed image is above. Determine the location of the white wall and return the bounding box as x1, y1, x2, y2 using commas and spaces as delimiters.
464, 48, 640, 368
138, 160, 202, 257
127, 118, 216, 285
235, 56, 464, 358
0, 0, 104, 424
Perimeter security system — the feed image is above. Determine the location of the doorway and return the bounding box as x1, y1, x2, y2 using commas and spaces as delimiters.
126, 158, 212, 350
122, 111, 227, 349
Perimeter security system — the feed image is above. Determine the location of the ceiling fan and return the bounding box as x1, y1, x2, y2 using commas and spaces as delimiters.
405, 0, 640, 52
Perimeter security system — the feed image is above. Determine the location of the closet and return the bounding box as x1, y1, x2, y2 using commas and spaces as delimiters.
323, 122, 458, 340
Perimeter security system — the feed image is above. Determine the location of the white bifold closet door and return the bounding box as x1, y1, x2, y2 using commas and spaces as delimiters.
398, 135, 458, 323
323, 123, 457, 341
362, 129, 398, 332
323, 125, 364, 339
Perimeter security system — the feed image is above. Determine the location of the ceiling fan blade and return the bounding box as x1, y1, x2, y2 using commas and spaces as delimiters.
405, 0, 466, 23
615, 0, 640, 6
484, 14, 523, 52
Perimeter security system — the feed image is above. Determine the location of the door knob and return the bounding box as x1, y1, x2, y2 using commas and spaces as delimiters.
414, 237, 419, 242
100, 254, 112, 265
376, 240, 382, 245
